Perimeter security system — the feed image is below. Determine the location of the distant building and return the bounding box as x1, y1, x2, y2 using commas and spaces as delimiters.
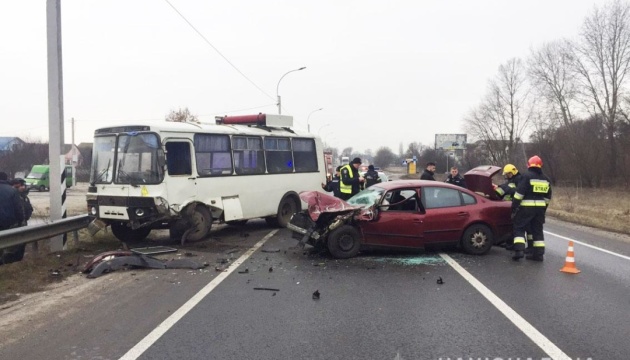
0, 137, 25, 154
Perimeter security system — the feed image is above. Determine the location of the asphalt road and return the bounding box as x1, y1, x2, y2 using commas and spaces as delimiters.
1, 218, 628, 360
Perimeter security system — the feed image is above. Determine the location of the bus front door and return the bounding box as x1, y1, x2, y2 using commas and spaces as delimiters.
164, 140, 197, 211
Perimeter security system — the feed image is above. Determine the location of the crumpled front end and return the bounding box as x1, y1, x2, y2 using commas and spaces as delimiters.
288, 191, 374, 248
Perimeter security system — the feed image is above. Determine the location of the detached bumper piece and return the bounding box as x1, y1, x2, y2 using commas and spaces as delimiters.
82, 249, 205, 278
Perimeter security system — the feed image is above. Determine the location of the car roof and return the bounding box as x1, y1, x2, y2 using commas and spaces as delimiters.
373, 179, 457, 190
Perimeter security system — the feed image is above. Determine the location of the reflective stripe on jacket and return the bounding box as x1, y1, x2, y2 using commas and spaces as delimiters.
512, 168, 552, 208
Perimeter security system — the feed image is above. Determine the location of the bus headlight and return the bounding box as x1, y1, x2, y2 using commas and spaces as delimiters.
90, 206, 98, 216
135, 208, 145, 217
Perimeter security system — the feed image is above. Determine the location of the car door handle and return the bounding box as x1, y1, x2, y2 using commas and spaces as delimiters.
457, 212, 469, 217
413, 219, 423, 223
188, 177, 197, 180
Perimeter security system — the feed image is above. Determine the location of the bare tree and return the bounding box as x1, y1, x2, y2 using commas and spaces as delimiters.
404, 141, 424, 159
529, 41, 579, 126
341, 147, 353, 157
571, 0, 630, 172
464, 58, 534, 165
0, 141, 49, 178
165, 107, 199, 123
373, 147, 396, 168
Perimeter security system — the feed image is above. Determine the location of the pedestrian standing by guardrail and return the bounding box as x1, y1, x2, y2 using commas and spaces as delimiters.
0, 171, 25, 264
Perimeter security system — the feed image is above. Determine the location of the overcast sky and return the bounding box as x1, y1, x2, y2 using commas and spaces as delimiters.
0, 0, 608, 154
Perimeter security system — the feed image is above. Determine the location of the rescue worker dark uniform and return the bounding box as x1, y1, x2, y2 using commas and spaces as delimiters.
322, 167, 342, 199
495, 164, 532, 251
340, 158, 364, 201
364, 165, 382, 188
511, 156, 552, 261
445, 173, 467, 188
0, 173, 25, 265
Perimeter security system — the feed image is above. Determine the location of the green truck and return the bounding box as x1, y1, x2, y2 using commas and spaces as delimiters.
24, 165, 74, 192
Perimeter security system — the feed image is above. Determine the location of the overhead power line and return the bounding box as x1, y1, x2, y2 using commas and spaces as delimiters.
163, 0, 276, 102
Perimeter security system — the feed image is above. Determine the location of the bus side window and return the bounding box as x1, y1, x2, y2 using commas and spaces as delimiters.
293, 138, 317, 172
264, 137, 293, 174
194, 134, 233, 176
233, 136, 265, 175
165, 142, 192, 175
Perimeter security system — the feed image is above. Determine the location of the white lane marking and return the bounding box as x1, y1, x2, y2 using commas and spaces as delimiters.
119, 229, 278, 360
545, 230, 630, 261
439, 253, 571, 360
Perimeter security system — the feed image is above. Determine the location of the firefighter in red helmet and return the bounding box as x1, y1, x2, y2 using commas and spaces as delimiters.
510, 155, 552, 261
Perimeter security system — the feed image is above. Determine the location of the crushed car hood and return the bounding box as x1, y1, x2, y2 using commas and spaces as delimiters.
299, 191, 372, 221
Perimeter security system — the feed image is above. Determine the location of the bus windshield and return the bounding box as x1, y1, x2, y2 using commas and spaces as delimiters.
115, 133, 164, 184
91, 136, 116, 184
91, 133, 164, 185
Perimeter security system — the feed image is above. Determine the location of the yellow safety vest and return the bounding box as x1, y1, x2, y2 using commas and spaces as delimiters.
340, 164, 354, 194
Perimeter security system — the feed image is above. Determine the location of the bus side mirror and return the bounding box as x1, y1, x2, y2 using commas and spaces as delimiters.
157, 149, 166, 169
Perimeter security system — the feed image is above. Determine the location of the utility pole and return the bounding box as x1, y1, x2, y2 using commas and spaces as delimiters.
47, 0, 66, 251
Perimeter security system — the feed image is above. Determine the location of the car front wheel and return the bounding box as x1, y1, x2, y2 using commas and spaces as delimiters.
461, 224, 493, 255
327, 225, 361, 259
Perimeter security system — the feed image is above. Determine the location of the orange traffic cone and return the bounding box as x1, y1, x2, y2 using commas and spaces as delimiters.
560, 240, 581, 274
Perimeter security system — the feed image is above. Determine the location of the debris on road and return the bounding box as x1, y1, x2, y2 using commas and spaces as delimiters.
254, 287, 280, 292
262, 248, 280, 253
312, 290, 320, 300
238, 268, 249, 274
437, 276, 444, 285
82, 250, 206, 278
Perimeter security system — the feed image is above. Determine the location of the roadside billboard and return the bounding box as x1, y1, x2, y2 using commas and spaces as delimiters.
435, 134, 467, 150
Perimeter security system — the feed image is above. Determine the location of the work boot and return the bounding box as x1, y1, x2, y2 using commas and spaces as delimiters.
526, 254, 544, 262
512, 250, 524, 261
524, 247, 532, 255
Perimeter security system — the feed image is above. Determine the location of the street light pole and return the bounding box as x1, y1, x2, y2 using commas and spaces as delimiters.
317, 123, 330, 136
276, 66, 306, 114
307, 107, 323, 132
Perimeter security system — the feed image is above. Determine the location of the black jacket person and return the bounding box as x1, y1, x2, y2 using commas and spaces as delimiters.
322, 166, 343, 199
420, 162, 436, 181
0, 172, 24, 230
364, 165, 382, 188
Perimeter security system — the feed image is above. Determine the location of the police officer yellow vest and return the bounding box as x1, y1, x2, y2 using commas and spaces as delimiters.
340, 164, 354, 194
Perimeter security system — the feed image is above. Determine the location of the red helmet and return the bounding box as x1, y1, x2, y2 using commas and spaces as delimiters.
528, 155, 543, 168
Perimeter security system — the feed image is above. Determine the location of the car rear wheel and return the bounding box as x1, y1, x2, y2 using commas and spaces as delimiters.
461, 224, 493, 255
327, 225, 361, 259
39, 185, 46, 192
110, 222, 151, 243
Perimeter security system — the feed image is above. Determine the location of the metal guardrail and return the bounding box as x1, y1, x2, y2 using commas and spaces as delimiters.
0, 214, 91, 251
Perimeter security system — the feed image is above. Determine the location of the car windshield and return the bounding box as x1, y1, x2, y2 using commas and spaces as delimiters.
26, 172, 44, 179
347, 186, 386, 208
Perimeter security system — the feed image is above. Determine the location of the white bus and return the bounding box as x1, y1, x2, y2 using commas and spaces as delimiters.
86, 114, 326, 243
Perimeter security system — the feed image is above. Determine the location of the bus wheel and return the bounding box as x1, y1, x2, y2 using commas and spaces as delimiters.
266, 195, 298, 228
184, 205, 212, 242
110, 222, 151, 243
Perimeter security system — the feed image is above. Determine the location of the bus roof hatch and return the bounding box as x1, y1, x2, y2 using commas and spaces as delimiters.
216, 113, 293, 127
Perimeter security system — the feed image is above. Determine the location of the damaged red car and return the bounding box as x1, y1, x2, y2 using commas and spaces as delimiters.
288, 165, 512, 259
